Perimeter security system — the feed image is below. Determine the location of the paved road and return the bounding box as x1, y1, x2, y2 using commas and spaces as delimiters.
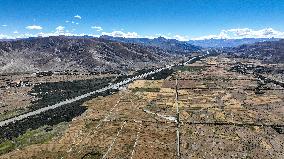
0, 66, 171, 127
0, 55, 205, 127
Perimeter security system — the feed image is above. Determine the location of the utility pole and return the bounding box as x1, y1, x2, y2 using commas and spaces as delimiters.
175, 78, 180, 158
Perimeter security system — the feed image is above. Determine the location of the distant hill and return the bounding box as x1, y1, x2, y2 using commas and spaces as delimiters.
229, 39, 284, 63
0, 36, 179, 74
188, 38, 281, 48
100, 35, 201, 53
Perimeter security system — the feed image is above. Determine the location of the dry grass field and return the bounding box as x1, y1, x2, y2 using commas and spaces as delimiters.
1, 56, 283, 158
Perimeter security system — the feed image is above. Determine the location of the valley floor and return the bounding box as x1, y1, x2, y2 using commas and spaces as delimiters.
1, 55, 284, 158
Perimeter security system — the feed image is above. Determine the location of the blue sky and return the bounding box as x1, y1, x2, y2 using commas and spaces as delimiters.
1, 0, 284, 40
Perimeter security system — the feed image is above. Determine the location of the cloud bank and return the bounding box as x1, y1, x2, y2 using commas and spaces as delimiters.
25, 25, 43, 30
192, 28, 284, 40
74, 15, 82, 19
101, 31, 140, 38
55, 26, 65, 32
1, 26, 284, 41
91, 26, 103, 32
101, 31, 190, 41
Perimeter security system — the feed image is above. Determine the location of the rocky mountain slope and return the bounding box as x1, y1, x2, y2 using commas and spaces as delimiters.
100, 35, 200, 53
229, 39, 284, 63
188, 38, 280, 48
0, 36, 179, 74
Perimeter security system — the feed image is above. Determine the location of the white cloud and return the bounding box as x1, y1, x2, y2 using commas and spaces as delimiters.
192, 31, 229, 40
0, 27, 101, 39
0, 30, 186, 41
0, 33, 34, 39
71, 21, 75, 24
192, 28, 284, 40
173, 35, 189, 41
65, 20, 69, 23
13, 31, 19, 34
74, 15, 82, 19
3, 27, 283, 41
38, 32, 82, 37
1, 24, 7, 27
56, 26, 65, 31
76, 23, 79, 25
101, 31, 190, 41
225, 28, 284, 38
154, 33, 171, 39
91, 26, 103, 32
102, 31, 140, 38
25, 25, 43, 30
0, 34, 13, 39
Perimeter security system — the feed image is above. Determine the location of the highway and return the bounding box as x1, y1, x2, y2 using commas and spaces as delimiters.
0, 54, 208, 127
0, 65, 172, 127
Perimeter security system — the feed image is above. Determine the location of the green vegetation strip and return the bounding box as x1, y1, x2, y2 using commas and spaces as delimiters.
0, 108, 28, 122
0, 122, 68, 155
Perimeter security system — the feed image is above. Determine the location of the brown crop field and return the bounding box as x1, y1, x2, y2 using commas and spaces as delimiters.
1, 55, 283, 159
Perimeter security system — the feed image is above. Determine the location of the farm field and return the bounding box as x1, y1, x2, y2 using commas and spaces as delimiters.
1, 56, 284, 158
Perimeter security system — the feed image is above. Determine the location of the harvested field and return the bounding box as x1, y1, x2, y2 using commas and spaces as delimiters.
1, 56, 283, 158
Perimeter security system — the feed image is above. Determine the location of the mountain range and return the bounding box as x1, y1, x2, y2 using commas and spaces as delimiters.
100, 35, 282, 48
0, 36, 180, 74
188, 38, 281, 48
1, 35, 283, 74
229, 39, 284, 63
100, 35, 201, 53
